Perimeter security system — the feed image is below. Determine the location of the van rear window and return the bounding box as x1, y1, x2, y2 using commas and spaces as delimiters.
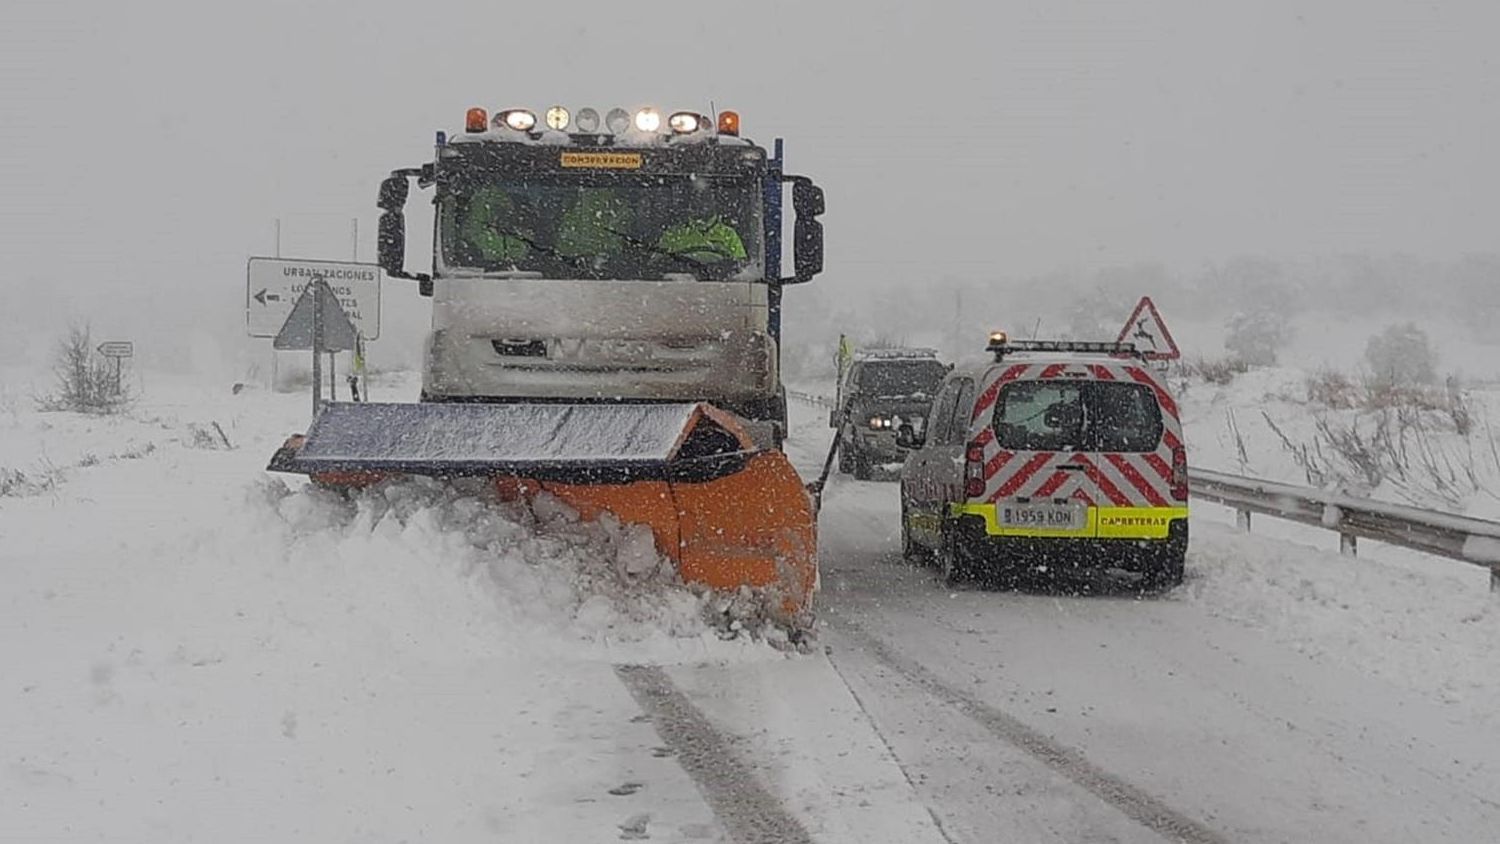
992, 380, 1163, 453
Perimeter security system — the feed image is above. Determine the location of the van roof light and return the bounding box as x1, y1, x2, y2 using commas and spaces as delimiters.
988, 336, 1142, 360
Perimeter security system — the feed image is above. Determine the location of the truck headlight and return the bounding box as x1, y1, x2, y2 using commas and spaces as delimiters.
575, 108, 601, 133
634, 107, 661, 132
496, 109, 537, 132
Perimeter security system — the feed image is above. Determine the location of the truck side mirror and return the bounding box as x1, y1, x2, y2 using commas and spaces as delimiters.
376, 173, 433, 296
896, 423, 922, 450
780, 176, 824, 284
378, 174, 409, 211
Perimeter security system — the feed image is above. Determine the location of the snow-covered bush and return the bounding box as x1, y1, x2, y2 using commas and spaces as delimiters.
35, 324, 129, 414
1224, 308, 1289, 366
1305, 369, 1361, 409
1184, 356, 1249, 386
1363, 322, 1436, 391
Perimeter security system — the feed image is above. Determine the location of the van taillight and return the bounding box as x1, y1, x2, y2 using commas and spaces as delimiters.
1171, 447, 1189, 501
965, 442, 985, 499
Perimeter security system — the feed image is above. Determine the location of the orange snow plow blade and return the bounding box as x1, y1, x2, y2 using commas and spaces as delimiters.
268, 402, 817, 621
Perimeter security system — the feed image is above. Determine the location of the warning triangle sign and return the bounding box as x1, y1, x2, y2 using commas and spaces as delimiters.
273, 279, 358, 352
1116, 296, 1181, 361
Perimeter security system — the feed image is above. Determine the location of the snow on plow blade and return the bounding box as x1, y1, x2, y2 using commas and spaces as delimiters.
268, 402, 817, 621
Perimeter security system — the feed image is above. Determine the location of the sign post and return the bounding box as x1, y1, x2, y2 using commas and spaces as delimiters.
97, 341, 134, 396
274, 276, 358, 420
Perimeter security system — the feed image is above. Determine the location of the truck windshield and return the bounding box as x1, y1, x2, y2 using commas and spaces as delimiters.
439, 174, 764, 282
859, 361, 948, 399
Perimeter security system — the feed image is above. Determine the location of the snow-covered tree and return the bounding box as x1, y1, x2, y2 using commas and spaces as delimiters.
1364, 322, 1437, 389
1224, 308, 1289, 366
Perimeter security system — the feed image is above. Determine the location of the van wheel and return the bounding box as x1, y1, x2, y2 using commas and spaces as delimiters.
900, 500, 929, 566
1144, 525, 1189, 590
1145, 549, 1186, 590
852, 451, 873, 481
939, 528, 973, 585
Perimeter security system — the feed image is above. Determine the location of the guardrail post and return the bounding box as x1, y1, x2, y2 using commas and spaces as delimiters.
1340, 533, 1357, 557
1236, 509, 1252, 532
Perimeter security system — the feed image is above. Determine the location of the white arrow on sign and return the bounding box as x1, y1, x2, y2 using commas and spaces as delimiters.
97, 341, 134, 358
246, 257, 382, 340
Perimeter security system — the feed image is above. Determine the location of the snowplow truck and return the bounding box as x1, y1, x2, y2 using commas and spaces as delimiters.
269, 104, 826, 623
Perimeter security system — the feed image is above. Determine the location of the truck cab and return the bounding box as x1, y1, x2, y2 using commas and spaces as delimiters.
375, 105, 825, 445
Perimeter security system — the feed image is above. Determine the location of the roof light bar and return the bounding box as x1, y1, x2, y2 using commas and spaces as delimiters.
988, 336, 1141, 358
856, 347, 940, 359
463, 104, 748, 138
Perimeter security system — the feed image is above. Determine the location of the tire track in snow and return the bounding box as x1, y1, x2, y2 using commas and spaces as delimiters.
615, 665, 813, 844
829, 622, 1229, 844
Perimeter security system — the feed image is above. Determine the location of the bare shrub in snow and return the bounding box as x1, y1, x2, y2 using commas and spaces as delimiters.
1266, 401, 1481, 507
1363, 322, 1436, 392
0, 463, 62, 498
1307, 365, 1471, 438
35, 323, 129, 414
1305, 369, 1361, 409
1224, 308, 1288, 366
1185, 356, 1249, 386
1444, 377, 1473, 436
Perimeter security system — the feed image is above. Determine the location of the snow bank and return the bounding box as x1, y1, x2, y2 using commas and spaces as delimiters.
1185, 521, 1500, 722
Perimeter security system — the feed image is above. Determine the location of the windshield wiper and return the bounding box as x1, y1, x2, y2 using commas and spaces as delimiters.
490, 229, 567, 261
601, 227, 711, 276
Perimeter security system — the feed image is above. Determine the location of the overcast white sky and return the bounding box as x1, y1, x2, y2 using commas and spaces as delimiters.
2, 0, 1497, 360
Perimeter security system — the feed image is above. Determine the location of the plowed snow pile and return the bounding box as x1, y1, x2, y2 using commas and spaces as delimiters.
255, 475, 796, 655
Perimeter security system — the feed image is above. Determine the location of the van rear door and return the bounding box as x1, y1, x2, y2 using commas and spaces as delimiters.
969, 362, 1178, 538
981, 373, 1100, 537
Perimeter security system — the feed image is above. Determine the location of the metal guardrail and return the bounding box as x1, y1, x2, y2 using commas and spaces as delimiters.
788, 389, 1500, 591
787, 389, 834, 410
1189, 468, 1500, 591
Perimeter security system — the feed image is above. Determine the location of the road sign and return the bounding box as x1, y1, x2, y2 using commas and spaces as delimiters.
1116, 296, 1181, 361
97, 341, 133, 358
247, 257, 381, 340
273, 279, 358, 352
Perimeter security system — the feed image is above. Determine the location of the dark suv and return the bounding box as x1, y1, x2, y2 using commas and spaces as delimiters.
832, 350, 948, 480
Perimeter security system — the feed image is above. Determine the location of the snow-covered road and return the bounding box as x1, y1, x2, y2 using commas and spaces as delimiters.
787, 398, 1500, 843
4, 369, 1498, 842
